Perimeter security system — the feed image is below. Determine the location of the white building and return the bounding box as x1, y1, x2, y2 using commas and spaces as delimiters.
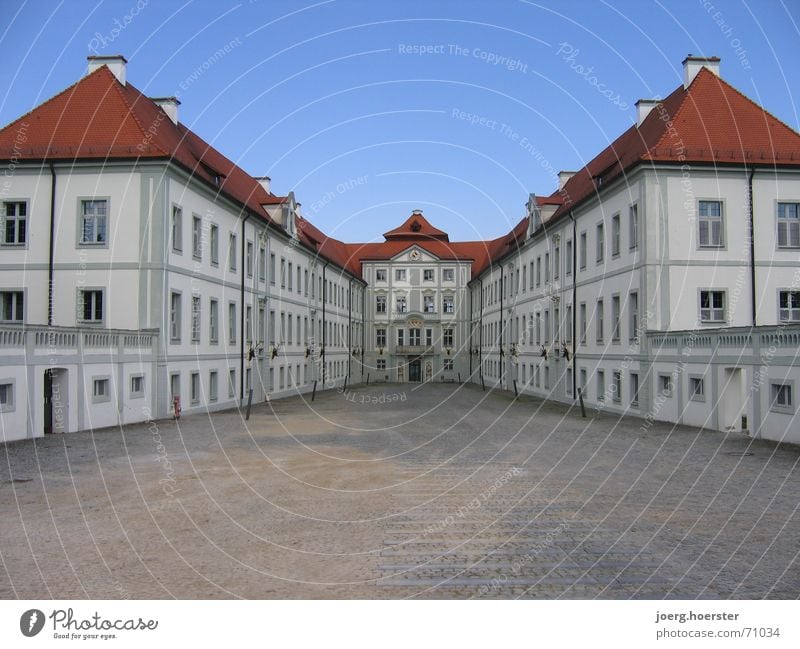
0, 54, 798, 445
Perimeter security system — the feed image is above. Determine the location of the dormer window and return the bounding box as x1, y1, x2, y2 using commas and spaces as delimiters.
410, 220, 421, 232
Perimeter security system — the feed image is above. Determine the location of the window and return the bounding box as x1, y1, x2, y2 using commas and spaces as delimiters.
191, 296, 201, 342
770, 383, 793, 412
553, 245, 560, 280
2, 201, 27, 245
170, 373, 180, 402
0, 381, 14, 412
209, 371, 218, 401
424, 295, 435, 313
288, 263, 293, 291
565, 305, 572, 343
259, 246, 266, 281
304, 269, 308, 295
596, 299, 604, 343
423, 269, 434, 281
579, 232, 587, 270
79, 289, 104, 324
409, 328, 421, 346
80, 199, 108, 245
611, 295, 621, 342
396, 296, 407, 313
191, 372, 200, 404
280, 259, 286, 288
192, 215, 202, 258
397, 329, 405, 346
613, 371, 622, 402
377, 359, 387, 371
579, 303, 587, 344
698, 200, 723, 247
629, 203, 638, 250
376, 328, 386, 347
443, 295, 454, 314
629, 292, 639, 342
395, 269, 406, 281
376, 295, 387, 313
227, 369, 236, 398
130, 375, 144, 398
170, 292, 181, 341
700, 290, 725, 323
631, 373, 639, 406
0, 291, 23, 322
544, 253, 550, 282
425, 328, 433, 346
544, 309, 550, 343
689, 376, 705, 401
443, 268, 454, 282
246, 242, 254, 277
444, 359, 454, 371
210, 225, 219, 266
92, 378, 110, 402
209, 299, 219, 343
777, 202, 800, 248
229, 233, 237, 271
443, 328, 454, 347
228, 303, 236, 344
659, 374, 673, 397
597, 370, 605, 402
376, 269, 387, 282
611, 214, 620, 256
246, 306, 252, 342
565, 239, 572, 276
536, 257, 541, 286
566, 368, 573, 396
596, 223, 604, 263
778, 290, 800, 322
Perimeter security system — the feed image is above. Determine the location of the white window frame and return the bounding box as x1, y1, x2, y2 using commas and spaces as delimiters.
0, 290, 24, 323
770, 381, 794, 414
778, 289, 800, 322
776, 201, 800, 249
78, 198, 109, 246
698, 199, 724, 248
2, 200, 28, 247
78, 288, 105, 325
130, 374, 144, 399
689, 375, 705, 402
699, 289, 726, 324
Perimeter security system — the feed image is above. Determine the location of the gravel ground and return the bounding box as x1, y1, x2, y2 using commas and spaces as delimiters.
1, 383, 798, 599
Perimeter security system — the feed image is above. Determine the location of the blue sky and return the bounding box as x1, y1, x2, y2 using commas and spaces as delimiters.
1, 0, 798, 242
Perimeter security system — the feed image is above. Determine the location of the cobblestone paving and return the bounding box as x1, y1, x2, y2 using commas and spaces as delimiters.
1, 384, 798, 599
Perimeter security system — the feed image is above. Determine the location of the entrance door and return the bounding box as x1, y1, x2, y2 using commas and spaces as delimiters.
720, 367, 745, 432
44, 369, 53, 434
409, 359, 421, 382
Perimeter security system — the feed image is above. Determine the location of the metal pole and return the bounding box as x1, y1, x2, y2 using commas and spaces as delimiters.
366, 373, 370, 386
312, 380, 317, 402
513, 380, 518, 397
245, 388, 253, 420
481, 375, 485, 392
343, 376, 348, 393
577, 387, 586, 418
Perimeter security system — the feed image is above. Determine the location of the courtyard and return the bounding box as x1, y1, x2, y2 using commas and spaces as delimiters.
1, 383, 798, 599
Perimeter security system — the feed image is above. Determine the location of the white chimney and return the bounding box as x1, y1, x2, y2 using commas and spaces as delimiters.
87, 55, 127, 85
635, 99, 660, 127
255, 176, 271, 194
683, 55, 720, 89
151, 97, 180, 125
558, 171, 575, 190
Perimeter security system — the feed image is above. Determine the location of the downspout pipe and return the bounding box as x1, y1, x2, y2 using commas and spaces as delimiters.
468, 285, 473, 378
48, 163, 57, 326
570, 210, 577, 399
322, 262, 329, 385
478, 277, 483, 382
747, 166, 757, 326
239, 214, 251, 400
499, 267, 504, 388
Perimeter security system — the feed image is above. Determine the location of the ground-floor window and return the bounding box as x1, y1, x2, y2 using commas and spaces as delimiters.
190, 372, 200, 404
209, 371, 218, 401
229, 369, 236, 397
0, 381, 14, 412
444, 359, 454, 371
770, 382, 793, 413
92, 377, 110, 403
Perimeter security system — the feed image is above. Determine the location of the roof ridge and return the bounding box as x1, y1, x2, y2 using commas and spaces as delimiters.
116, 76, 172, 157
646, 79, 691, 155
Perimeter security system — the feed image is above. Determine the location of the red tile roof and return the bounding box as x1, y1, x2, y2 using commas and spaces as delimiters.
547, 67, 800, 223
383, 212, 450, 241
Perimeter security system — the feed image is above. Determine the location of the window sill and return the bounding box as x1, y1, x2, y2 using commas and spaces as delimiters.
770, 405, 795, 415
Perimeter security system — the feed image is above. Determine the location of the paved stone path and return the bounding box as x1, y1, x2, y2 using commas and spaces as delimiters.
1, 383, 798, 598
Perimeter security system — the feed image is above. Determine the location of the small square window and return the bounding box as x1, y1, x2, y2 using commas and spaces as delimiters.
0, 291, 24, 322
423, 269, 434, 281
130, 375, 144, 398
444, 359, 454, 371
395, 269, 406, 282
700, 290, 725, 323
770, 383, 794, 413
377, 359, 386, 371
0, 381, 15, 412
376, 269, 387, 282
659, 374, 673, 397
689, 377, 705, 402
443, 268, 455, 282
92, 378, 110, 403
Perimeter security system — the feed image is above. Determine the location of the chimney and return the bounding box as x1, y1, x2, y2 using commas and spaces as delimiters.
635, 99, 660, 127
683, 55, 720, 89
151, 97, 180, 125
557, 171, 575, 190
255, 176, 271, 194
87, 54, 127, 85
